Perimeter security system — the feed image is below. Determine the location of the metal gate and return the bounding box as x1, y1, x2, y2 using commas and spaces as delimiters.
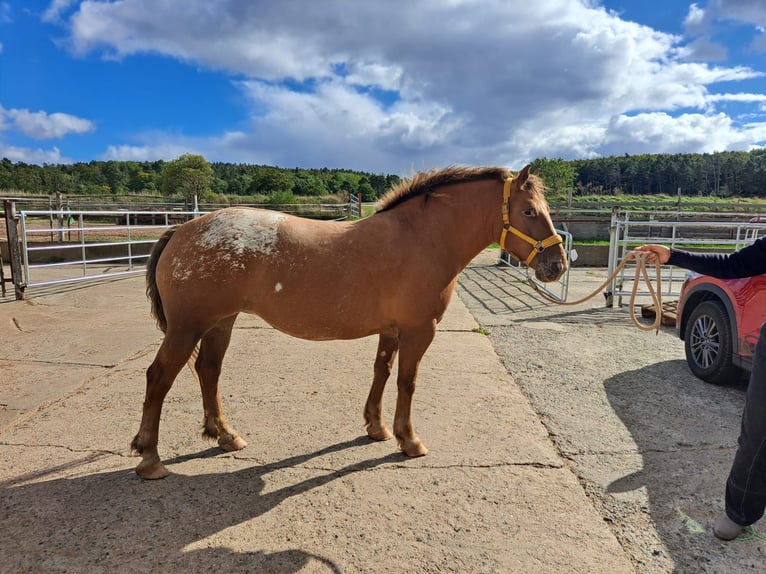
2, 200, 354, 299
605, 209, 766, 307
6, 207, 198, 296
498, 228, 574, 302
348, 192, 362, 218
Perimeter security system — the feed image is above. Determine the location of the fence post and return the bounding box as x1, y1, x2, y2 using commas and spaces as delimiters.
604, 207, 619, 307
3, 200, 25, 300
56, 191, 65, 242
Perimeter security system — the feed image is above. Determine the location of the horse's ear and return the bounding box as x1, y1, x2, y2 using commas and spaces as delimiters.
516, 164, 532, 186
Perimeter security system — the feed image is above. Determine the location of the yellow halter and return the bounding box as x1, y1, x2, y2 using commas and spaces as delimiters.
500, 175, 563, 266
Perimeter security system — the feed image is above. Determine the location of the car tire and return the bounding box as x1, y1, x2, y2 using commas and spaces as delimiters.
684, 300, 742, 385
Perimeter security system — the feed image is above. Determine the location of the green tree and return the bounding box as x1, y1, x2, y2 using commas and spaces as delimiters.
293, 173, 327, 196
102, 160, 128, 194
248, 167, 295, 196
161, 154, 214, 202
531, 157, 576, 197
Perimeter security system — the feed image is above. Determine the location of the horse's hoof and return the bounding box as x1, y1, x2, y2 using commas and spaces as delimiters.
367, 426, 394, 441
219, 435, 248, 452
135, 460, 169, 480
401, 440, 428, 457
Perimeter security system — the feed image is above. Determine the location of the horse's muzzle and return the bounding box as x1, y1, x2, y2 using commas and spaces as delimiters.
534, 259, 567, 283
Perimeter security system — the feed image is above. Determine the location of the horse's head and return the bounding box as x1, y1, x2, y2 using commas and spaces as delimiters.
501, 164, 567, 282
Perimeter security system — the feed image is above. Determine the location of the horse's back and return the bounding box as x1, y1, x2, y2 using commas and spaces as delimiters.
154, 208, 361, 332
153, 208, 286, 320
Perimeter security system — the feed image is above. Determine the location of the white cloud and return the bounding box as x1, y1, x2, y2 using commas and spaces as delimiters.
686, 0, 766, 53
710, 0, 766, 27
345, 63, 403, 92
0, 143, 67, 164
42, 0, 78, 23
603, 113, 737, 154
102, 131, 265, 164
678, 36, 727, 61
1, 106, 95, 139
684, 3, 708, 33
707, 92, 766, 104
0, 2, 11, 24
103, 142, 194, 162
32, 0, 766, 170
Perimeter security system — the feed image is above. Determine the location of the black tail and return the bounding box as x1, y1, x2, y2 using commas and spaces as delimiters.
146, 227, 177, 333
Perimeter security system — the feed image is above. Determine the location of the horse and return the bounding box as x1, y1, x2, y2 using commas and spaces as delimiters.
131, 164, 567, 479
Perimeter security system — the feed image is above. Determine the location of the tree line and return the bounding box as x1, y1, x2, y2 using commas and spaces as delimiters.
2, 148, 766, 201
0, 156, 401, 202
534, 149, 766, 199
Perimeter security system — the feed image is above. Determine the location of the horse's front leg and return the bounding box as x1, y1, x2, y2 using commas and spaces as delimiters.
364, 334, 399, 441
393, 322, 437, 457
196, 315, 247, 452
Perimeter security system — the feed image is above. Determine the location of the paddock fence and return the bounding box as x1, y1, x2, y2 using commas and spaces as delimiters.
2, 198, 355, 300
605, 209, 766, 307
3, 198, 765, 303
495, 208, 766, 307
498, 229, 574, 303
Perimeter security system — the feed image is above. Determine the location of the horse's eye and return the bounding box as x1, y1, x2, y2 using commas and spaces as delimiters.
522, 209, 537, 217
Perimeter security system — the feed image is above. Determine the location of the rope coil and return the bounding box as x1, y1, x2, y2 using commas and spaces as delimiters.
527, 251, 664, 333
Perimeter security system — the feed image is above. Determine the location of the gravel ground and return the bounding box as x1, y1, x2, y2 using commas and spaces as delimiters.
456, 251, 765, 573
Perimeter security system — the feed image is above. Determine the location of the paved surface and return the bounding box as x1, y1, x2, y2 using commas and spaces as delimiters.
0, 252, 763, 572
457, 252, 765, 573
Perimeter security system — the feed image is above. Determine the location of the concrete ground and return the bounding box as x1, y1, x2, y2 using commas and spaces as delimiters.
0, 252, 763, 573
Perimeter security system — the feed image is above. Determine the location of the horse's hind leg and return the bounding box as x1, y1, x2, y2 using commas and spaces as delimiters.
393, 323, 436, 457
195, 315, 247, 452
364, 334, 398, 441
132, 327, 199, 479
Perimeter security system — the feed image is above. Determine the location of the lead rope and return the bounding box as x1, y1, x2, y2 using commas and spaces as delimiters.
525, 251, 664, 333
736, 526, 766, 541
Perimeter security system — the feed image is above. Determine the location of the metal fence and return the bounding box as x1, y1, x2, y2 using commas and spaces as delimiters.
16, 208, 199, 290
605, 209, 766, 306
498, 229, 574, 303
348, 193, 362, 219
2, 200, 353, 299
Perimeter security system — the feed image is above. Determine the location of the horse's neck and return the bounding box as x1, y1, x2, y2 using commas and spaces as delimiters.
435, 183, 503, 271
365, 183, 502, 277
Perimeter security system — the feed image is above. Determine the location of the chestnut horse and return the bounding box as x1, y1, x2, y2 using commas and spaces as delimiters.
131, 164, 567, 478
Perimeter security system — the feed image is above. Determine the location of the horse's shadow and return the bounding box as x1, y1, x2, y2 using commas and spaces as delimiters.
0, 436, 401, 573
602, 360, 751, 567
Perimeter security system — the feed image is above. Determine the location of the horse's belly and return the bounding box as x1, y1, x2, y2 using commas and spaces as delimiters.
243, 293, 388, 342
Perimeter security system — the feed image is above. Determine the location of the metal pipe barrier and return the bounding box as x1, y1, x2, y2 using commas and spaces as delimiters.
17, 209, 202, 291
498, 229, 574, 303
4, 202, 353, 299
605, 209, 766, 307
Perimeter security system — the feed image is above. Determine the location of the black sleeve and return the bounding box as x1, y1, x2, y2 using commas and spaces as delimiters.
667, 236, 766, 279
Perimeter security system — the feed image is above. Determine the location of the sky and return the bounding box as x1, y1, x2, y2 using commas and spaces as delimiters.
2, 0, 766, 175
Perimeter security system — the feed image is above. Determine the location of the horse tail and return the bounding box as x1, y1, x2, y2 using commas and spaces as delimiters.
146, 226, 177, 333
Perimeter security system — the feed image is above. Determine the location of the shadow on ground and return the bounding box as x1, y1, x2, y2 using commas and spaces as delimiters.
0, 436, 402, 573
603, 360, 765, 571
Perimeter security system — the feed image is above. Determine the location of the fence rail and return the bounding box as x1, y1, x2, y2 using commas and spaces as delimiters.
2, 200, 353, 299
4, 200, 765, 303
17, 208, 200, 290
605, 209, 766, 307
498, 229, 574, 303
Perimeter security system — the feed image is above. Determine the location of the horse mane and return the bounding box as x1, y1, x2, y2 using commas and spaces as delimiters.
375, 165, 531, 213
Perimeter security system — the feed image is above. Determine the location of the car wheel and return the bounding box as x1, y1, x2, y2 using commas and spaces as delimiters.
684, 300, 742, 385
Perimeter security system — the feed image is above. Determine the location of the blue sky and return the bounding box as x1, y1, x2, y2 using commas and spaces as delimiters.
2, 1, 766, 174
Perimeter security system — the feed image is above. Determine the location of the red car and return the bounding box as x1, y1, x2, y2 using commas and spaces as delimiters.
677, 273, 766, 385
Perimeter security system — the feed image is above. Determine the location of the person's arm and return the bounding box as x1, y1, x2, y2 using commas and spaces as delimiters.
635, 237, 766, 279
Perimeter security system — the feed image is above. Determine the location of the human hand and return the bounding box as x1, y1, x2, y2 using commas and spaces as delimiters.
634, 244, 671, 265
